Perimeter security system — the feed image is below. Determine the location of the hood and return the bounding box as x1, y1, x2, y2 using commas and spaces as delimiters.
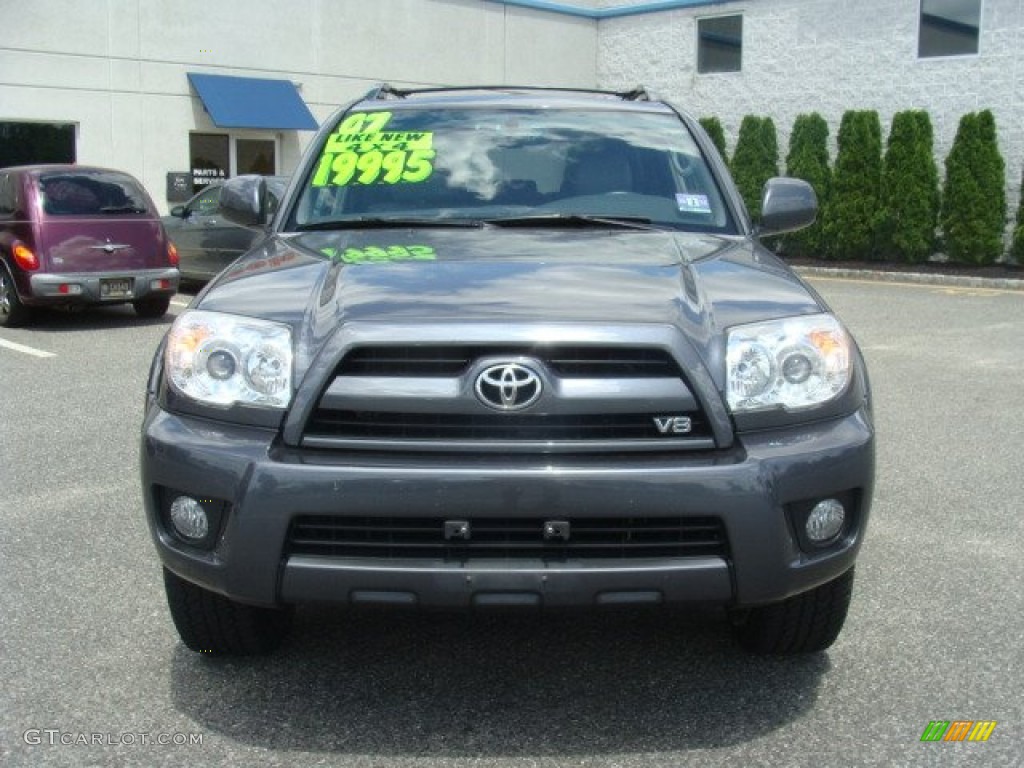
195, 227, 824, 380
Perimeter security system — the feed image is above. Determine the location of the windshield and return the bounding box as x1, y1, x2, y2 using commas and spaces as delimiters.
290, 107, 736, 233
38, 171, 152, 216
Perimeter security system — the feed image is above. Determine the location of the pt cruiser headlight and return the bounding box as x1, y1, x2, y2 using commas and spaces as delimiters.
726, 313, 851, 413
165, 310, 293, 409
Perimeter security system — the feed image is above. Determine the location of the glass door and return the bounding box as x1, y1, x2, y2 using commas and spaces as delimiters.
189, 133, 229, 193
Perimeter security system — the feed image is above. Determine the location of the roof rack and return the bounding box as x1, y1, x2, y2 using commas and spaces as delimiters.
363, 84, 655, 102
617, 85, 651, 102
362, 84, 407, 100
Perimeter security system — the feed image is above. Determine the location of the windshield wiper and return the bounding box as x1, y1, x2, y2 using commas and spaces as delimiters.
296, 216, 487, 232
485, 213, 660, 231
100, 205, 148, 214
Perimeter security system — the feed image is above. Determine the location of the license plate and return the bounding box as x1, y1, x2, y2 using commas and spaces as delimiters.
100, 278, 133, 298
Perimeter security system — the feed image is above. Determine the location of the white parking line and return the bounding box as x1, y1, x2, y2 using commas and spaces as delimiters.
0, 337, 56, 358
170, 299, 191, 308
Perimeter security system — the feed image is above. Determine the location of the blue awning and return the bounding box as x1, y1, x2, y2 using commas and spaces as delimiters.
187, 73, 318, 131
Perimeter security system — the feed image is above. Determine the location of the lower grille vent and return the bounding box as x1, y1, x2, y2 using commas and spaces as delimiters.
287, 515, 728, 561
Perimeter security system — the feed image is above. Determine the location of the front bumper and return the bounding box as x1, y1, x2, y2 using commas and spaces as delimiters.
141, 405, 874, 610
28, 268, 179, 305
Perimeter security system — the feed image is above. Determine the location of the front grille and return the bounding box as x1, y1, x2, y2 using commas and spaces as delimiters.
287, 515, 728, 561
305, 410, 710, 441
337, 345, 680, 378
304, 343, 717, 453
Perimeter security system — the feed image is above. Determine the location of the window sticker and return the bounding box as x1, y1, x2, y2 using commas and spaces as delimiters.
320, 245, 437, 264
676, 193, 712, 214
311, 111, 435, 188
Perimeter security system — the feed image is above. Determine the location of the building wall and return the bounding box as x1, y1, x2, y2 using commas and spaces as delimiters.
0, 0, 598, 211
7, 0, 1023, 225
597, 0, 1024, 216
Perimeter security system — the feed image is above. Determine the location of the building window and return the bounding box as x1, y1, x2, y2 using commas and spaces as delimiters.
919, 0, 981, 58
0, 122, 76, 167
698, 15, 743, 74
236, 139, 276, 175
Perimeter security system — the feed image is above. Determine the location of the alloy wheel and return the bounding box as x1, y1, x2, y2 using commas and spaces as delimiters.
0, 273, 11, 317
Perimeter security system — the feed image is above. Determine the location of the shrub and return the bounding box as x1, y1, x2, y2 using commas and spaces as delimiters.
877, 110, 940, 263
698, 116, 728, 162
821, 110, 882, 260
941, 110, 1006, 265
782, 113, 830, 258
731, 115, 779, 219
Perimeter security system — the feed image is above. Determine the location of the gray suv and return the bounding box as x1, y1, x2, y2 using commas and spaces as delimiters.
141, 86, 874, 655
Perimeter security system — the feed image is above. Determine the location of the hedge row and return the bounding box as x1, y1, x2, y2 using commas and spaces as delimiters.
701, 109, 1014, 265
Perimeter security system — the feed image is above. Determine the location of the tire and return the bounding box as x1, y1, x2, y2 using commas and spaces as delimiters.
730, 567, 855, 654
133, 295, 171, 319
0, 266, 32, 327
162, 568, 293, 655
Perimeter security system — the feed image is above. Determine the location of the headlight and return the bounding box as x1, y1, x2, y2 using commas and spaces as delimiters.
165, 310, 293, 409
726, 313, 851, 413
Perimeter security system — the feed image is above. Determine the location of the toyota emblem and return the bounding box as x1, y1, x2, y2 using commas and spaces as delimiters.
475, 363, 543, 411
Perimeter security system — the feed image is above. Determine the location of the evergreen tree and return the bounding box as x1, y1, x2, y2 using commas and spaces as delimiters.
821, 110, 883, 260
941, 110, 1006, 264
760, 117, 779, 182
731, 115, 779, 219
782, 113, 830, 258
1011, 170, 1024, 263
877, 110, 940, 263
699, 116, 728, 162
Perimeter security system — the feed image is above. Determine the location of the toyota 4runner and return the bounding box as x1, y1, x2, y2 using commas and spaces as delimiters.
141, 86, 874, 655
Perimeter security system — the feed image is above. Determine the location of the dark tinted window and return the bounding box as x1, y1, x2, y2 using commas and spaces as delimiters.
38, 171, 151, 216
293, 107, 736, 233
0, 173, 15, 215
919, 0, 980, 57
0, 122, 75, 167
237, 138, 276, 175
698, 15, 743, 74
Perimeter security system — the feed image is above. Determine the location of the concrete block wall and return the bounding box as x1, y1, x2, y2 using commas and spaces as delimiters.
597, 0, 1024, 243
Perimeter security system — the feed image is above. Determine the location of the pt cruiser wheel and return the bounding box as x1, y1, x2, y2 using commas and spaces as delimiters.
133, 295, 172, 319
0, 267, 31, 328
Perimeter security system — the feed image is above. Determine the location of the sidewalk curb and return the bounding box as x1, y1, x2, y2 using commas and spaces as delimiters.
793, 266, 1024, 291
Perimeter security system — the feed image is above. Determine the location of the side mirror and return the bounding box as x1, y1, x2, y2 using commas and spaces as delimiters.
170, 205, 186, 218
219, 175, 269, 229
758, 177, 817, 236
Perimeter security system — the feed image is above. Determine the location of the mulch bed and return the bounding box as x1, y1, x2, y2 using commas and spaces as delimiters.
781, 257, 1023, 281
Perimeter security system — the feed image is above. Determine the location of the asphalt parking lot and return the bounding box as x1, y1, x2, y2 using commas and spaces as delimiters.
1, 277, 1021, 767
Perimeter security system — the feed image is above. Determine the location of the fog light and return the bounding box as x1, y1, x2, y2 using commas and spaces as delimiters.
58, 283, 82, 295
170, 496, 209, 540
805, 499, 845, 543
150, 278, 171, 291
